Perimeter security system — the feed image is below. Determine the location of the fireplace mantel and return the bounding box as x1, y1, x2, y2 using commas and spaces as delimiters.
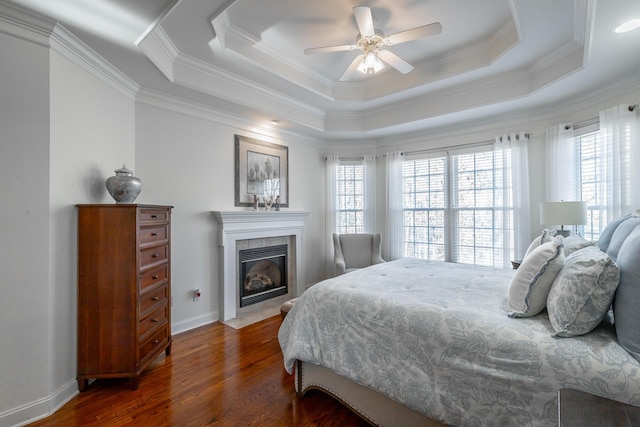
213, 210, 310, 321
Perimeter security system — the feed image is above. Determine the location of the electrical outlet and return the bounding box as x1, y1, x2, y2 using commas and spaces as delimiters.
193, 288, 201, 302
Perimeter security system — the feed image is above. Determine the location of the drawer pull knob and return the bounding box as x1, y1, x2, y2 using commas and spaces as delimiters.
152, 275, 159, 280
152, 253, 159, 258
152, 339, 159, 344
152, 296, 160, 301
151, 215, 158, 218
151, 232, 158, 237
151, 318, 159, 323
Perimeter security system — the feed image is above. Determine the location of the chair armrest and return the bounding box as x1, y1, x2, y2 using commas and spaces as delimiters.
371, 233, 385, 265
333, 233, 346, 276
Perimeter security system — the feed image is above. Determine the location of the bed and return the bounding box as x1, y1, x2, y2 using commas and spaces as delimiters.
278, 215, 640, 426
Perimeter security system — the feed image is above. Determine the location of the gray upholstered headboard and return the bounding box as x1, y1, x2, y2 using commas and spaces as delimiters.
601, 213, 640, 362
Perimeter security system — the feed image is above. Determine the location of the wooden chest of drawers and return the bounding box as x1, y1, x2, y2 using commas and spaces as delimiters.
76, 204, 172, 390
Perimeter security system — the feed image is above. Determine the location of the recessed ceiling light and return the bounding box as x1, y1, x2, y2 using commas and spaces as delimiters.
613, 18, 640, 33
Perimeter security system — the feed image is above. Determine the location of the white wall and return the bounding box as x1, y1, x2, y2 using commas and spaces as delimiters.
0, 15, 137, 425
0, 31, 52, 424
48, 46, 136, 407
134, 103, 326, 333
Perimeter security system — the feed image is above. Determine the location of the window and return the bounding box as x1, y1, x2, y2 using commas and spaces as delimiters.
402, 157, 446, 260
575, 128, 631, 241
451, 151, 512, 267
403, 148, 514, 267
336, 163, 365, 233
576, 131, 604, 241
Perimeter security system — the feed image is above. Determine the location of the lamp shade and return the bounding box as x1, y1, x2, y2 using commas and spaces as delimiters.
540, 201, 588, 225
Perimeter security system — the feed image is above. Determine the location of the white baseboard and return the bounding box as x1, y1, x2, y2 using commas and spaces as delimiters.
1, 379, 77, 427
171, 310, 219, 335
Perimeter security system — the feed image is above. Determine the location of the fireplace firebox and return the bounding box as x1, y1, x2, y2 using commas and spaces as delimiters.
238, 244, 288, 307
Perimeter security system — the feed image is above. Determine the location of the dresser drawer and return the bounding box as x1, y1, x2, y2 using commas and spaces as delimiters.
139, 208, 169, 223
139, 326, 168, 362
139, 224, 168, 245
140, 284, 168, 315
140, 265, 168, 292
140, 304, 168, 338
140, 245, 168, 270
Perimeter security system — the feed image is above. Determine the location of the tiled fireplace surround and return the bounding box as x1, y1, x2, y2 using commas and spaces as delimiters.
213, 211, 309, 321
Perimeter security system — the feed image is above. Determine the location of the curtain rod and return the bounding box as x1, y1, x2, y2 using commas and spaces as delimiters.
396, 139, 493, 157
395, 133, 530, 157
565, 104, 638, 130
324, 156, 370, 161
565, 117, 598, 130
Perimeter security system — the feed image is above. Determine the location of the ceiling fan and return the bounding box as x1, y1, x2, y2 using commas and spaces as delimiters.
304, 5, 442, 81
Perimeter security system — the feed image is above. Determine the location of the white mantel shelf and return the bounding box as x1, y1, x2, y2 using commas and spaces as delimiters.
213, 210, 310, 225
213, 210, 310, 321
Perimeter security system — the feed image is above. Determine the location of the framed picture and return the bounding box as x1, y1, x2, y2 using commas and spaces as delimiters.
235, 135, 289, 208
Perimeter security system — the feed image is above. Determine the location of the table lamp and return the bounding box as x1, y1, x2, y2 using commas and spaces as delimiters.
540, 201, 587, 237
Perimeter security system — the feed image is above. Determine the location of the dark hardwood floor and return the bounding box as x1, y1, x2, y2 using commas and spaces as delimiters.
28, 315, 370, 426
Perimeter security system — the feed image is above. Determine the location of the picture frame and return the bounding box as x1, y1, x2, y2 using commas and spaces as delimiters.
235, 135, 289, 208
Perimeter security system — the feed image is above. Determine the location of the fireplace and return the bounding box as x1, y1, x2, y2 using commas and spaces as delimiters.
213, 210, 309, 321
239, 244, 287, 307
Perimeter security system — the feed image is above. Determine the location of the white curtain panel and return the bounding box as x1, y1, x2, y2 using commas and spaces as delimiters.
495, 133, 531, 262
598, 105, 639, 224
384, 151, 404, 260
363, 154, 376, 234
545, 124, 576, 202
326, 155, 339, 276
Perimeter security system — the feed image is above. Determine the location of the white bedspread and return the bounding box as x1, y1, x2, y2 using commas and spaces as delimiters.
278, 258, 640, 426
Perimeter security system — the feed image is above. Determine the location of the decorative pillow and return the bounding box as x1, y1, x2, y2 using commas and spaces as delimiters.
605, 217, 640, 261
508, 238, 565, 318
613, 224, 640, 362
547, 246, 620, 337
597, 214, 632, 252
562, 235, 595, 257
523, 229, 557, 260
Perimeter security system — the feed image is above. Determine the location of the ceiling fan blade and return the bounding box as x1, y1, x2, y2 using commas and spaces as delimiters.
386, 22, 442, 45
339, 54, 364, 81
304, 44, 358, 54
378, 50, 413, 74
353, 6, 375, 37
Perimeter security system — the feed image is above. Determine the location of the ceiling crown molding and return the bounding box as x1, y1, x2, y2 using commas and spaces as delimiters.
50, 25, 139, 99
136, 87, 327, 148
169, 52, 326, 131
0, 5, 139, 99
136, 24, 178, 81
0, 1, 55, 46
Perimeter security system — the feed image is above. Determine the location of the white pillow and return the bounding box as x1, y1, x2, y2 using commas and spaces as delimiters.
523, 229, 557, 260
547, 246, 619, 337
562, 235, 595, 257
508, 238, 564, 318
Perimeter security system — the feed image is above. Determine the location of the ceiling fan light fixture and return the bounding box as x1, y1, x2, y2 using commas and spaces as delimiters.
306, 6, 441, 81
358, 49, 384, 74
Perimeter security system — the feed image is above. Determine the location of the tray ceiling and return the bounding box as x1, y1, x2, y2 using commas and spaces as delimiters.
7, 0, 640, 142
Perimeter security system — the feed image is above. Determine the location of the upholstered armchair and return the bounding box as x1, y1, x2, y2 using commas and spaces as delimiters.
333, 233, 385, 276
